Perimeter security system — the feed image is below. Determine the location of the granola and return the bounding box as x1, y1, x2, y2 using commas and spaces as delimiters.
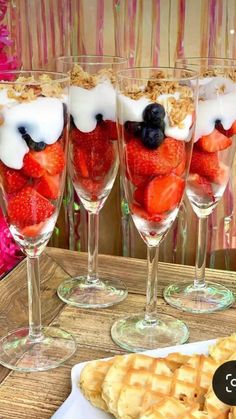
167, 97, 194, 127
0, 74, 64, 102
69, 64, 116, 89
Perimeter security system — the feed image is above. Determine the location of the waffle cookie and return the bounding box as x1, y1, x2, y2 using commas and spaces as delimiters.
115, 354, 219, 419
204, 388, 230, 418
139, 397, 205, 419
209, 334, 236, 363
79, 358, 114, 411
102, 353, 174, 418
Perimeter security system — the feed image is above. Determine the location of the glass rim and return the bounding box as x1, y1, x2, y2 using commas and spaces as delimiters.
176, 57, 236, 69
0, 70, 70, 84
56, 54, 128, 66
116, 66, 198, 82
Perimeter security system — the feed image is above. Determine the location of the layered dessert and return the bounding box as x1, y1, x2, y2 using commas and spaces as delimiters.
69, 65, 119, 206
187, 69, 236, 215
117, 73, 195, 243
0, 75, 68, 247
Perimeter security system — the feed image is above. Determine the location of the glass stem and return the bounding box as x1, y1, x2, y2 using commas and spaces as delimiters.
145, 246, 159, 325
194, 216, 208, 288
87, 211, 99, 283
27, 256, 43, 341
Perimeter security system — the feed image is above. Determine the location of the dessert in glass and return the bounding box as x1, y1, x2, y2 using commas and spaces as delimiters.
111, 67, 198, 351
56, 56, 128, 308
0, 71, 76, 371
164, 58, 236, 313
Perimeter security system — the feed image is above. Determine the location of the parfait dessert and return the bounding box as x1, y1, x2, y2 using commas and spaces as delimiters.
111, 67, 198, 352
0, 71, 76, 373
56, 56, 127, 309
164, 58, 236, 313
0, 74, 68, 252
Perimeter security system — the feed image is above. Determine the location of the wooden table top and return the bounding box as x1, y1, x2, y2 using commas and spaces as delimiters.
0, 248, 236, 418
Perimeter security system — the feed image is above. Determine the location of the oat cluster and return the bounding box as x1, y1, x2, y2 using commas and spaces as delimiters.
69, 64, 115, 89
0, 74, 64, 102
122, 72, 194, 126
201, 67, 236, 83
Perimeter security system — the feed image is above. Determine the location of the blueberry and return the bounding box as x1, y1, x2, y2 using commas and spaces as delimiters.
141, 126, 164, 149
96, 113, 103, 123
34, 141, 46, 151
18, 127, 46, 152
18, 126, 27, 135
215, 119, 221, 128
143, 103, 165, 127
124, 121, 143, 137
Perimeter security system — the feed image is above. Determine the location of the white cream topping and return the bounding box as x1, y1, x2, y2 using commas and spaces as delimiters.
70, 79, 116, 133
0, 96, 64, 169
117, 92, 192, 141
195, 77, 236, 141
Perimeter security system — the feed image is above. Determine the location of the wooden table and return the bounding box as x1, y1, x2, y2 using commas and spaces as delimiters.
0, 248, 236, 418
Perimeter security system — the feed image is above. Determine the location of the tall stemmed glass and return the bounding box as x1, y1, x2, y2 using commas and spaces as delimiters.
111, 67, 198, 352
0, 71, 76, 371
56, 56, 127, 308
164, 58, 236, 313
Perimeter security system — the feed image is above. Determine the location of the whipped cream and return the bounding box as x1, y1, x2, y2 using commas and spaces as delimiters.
117, 93, 192, 141
195, 77, 236, 141
70, 79, 116, 132
0, 95, 64, 169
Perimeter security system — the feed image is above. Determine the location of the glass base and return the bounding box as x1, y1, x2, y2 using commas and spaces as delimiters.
111, 313, 189, 352
0, 326, 77, 372
164, 281, 235, 314
57, 276, 128, 308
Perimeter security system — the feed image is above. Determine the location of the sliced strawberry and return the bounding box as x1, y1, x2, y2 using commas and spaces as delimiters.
73, 139, 114, 180
127, 172, 149, 187
105, 120, 118, 141
132, 204, 164, 222
134, 184, 146, 205
188, 174, 213, 197
126, 138, 185, 178
144, 174, 185, 214
23, 153, 45, 178
190, 147, 220, 178
21, 221, 45, 238
210, 162, 229, 185
71, 122, 108, 147
35, 174, 60, 199
23, 142, 65, 178
73, 147, 89, 178
227, 120, 236, 137
0, 163, 27, 193
79, 178, 104, 200
8, 186, 55, 228
198, 129, 232, 152
172, 147, 186, 176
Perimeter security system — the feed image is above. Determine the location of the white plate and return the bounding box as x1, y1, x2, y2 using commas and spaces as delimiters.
52, 339, 216, 419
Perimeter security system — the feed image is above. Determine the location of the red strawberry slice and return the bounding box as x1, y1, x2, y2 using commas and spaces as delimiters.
228, 120, 236, 137
144, 174, 185, 214
73, 139, 115, 180
35, 174, 60, 199
23, 153, 45, 178
172, 147, 186, 176
23, 142, 65, 178
0, 163, 27, 193
105, 120, 118, 141
188, 173, 213, 197
127, 172, 149, 187
198, 129, 232, 152
134, 184, 146, 205
126, 138, 185, 178
190, 147, 220, 178
22, 221, 45, 238
71, 122, 108, 147
210, 162, 229, 185
8, 186, 55, 228
132, 204, 164, 222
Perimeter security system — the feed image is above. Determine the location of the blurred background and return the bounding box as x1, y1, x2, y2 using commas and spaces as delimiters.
1, 0, 236, 276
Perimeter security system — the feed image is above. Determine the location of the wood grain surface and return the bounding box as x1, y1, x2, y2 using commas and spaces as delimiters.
0, 248, 236, 418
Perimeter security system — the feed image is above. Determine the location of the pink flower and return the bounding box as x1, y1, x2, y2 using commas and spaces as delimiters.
0, 25, 12, 49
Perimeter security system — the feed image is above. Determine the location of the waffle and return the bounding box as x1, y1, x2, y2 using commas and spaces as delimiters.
229, 407, 236, 418
79, 358, 114, 411
209, 334, 236, 363
102, 353, 174, 417
204, 388, 230, 419
139, 397, 206, 419
115, 354, 219, 419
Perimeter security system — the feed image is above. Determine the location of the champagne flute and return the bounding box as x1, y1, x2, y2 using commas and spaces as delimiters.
111, 67, 198, 351
164, 57, 236, 313
56, 56, 128, 308
0, 71, 76, 371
